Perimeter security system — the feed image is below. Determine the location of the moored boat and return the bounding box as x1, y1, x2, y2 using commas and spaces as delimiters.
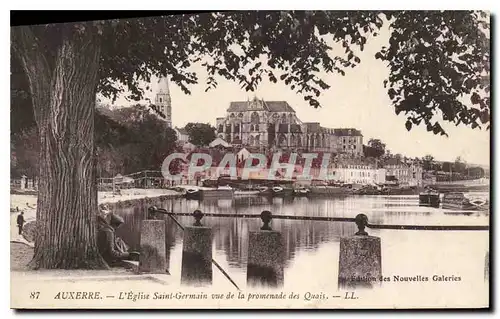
257, 186, 293, 197
354, 185, 387, 195
293, 187, 311, 197
308, 186, 353, 196
202, 186, 234, 198
442, 192, 489, 211
257, 186, 272, 196
185, 188, 202, 200
234, 190, 260, 196
419, 189, 440, 208
468, 198, 489, 211
271, 186, 294, 197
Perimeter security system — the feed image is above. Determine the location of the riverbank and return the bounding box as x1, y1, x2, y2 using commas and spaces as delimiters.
10, 188, 183, 243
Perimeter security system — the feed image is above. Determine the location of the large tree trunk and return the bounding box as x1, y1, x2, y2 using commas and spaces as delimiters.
13, 25, 108, 269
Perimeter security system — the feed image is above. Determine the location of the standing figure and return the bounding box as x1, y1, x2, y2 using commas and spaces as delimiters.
16, 211, 25, 235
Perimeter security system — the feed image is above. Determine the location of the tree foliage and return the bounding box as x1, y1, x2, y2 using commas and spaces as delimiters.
377, 11, 490, 135
96, 105, 178, 176
13, 11, 489, 133
11, 126, 39, 179
366, 138, 386, 158
185, 122, 216, 146
421, 154, 437, 171
96, 11, 490, 135
11, 102, 177, 180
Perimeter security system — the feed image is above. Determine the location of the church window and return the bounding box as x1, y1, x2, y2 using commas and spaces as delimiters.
281, 113, 287, 124
159, 97, 163, 103
251, 112, 259, 124
278, 134, 287, 147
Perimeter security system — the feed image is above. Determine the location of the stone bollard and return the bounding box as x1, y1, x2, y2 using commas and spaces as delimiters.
485, 251, 489, 281
247, 211, 284, 288
181, 210, 213, 286
138, 218, 167, 274
147, 206, 158, 220
338, 214, 382, 289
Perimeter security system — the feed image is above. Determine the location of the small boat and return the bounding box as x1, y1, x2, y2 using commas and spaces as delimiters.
185, 188, 202, 200
201, 186, 234, 198
419, 189, 440, 208
271, 186, 294, 197
354, 185, 385, 195
442, 192, 489, 211
294, 187, 311, 197
257, 186, 272, 196
234, 190, 260, 196
469, 198, 489, 210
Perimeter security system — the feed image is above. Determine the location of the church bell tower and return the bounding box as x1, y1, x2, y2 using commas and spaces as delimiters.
155, 76, 172, 127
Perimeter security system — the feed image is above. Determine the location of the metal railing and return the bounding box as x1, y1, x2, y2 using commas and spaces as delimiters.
147, 207, 490, 233
146, 206, 489, 290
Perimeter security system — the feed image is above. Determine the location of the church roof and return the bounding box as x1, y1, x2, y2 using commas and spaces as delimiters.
334, 128, 363, 136
209, 137, 230, 148
264, 101, 295, 113
305, 122, 321, 133
227, 99, 295, 113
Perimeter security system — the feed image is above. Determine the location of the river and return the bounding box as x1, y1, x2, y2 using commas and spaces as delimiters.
113, 193, 490, 292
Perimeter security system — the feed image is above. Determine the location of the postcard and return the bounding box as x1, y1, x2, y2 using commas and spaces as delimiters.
10, 10, 490, 309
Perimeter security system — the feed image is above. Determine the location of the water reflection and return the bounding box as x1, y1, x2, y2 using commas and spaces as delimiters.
112, 194, 489, 289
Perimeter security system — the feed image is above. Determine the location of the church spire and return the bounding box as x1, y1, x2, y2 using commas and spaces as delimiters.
157, 76, 170, 96
155, 76, 172, 127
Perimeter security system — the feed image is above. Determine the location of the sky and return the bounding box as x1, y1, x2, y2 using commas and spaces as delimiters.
99, 22, 490, 167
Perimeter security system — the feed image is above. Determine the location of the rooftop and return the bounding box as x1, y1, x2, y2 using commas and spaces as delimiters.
334, 128, 363, 136
227, 97, 295, 113
174, 127, 188, 135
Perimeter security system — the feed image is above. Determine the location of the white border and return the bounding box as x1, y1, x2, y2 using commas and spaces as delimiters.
2, 2, 497, 318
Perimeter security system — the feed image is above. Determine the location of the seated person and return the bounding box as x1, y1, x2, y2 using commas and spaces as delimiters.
97, 211, 139, 266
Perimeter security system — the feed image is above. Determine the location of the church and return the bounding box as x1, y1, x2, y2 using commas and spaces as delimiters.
215, 96, 363, 156
151, 79, 363, 157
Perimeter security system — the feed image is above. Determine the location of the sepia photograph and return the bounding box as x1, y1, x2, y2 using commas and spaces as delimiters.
9, 9, 490, 309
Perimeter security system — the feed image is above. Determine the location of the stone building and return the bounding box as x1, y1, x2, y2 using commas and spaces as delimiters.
331, 164, 387, 185
216, 96, 363, 155
173, 126, 189, 143
332, 128, 363, 156
385, 161, 423, 187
